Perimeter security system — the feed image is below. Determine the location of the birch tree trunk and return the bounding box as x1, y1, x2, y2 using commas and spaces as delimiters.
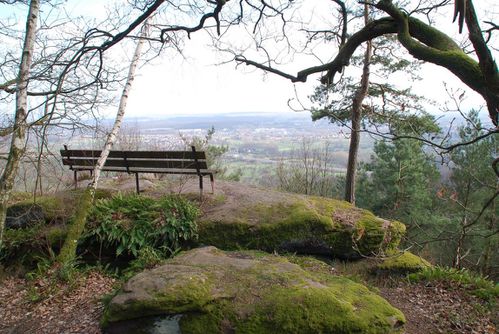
344, 4, 372, 205
57, 22, 149, 264
0, 0, 40, 249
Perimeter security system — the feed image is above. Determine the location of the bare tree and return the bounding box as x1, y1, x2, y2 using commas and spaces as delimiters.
276, 139, 338, 197
230, 0, 497, 126
0, 0, 39, 248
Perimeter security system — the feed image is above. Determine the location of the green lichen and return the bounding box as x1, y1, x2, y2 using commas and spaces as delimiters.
378, 251, 432, 273
198, 197, 405, 259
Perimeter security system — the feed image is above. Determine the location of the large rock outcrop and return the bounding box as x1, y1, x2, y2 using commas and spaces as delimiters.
104, 246, 405, 333
197, 182, 405, 259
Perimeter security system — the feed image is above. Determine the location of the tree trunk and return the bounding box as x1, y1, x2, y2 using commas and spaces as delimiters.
453, 180, 471, 269
344, 4, 372, 205
0, 0, 40, 248
57, 21, 149, 264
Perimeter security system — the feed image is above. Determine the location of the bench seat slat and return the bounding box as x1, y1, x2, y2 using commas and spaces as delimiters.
63, 158, 208, 170
71, 166, 214, 175
60, 149, 206, 160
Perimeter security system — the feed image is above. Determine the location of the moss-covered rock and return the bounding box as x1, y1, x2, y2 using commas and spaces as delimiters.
103, 246, 405, 333
197, 183, 405, 259
377, 251, 432, 274
5, 203, 45, 229
1, 189, 114, 268
6, 188, 114, 226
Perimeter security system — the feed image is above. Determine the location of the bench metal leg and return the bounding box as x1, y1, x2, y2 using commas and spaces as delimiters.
135, 173, 140, 194
210, 174, 214, 194
199, 175, 203, 199
74, 170, 77, 190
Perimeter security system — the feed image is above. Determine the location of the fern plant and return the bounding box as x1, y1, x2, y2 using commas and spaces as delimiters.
84, 194, 199, 258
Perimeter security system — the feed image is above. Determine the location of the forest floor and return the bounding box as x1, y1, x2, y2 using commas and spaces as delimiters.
0, 270, 115, 334
0, 265, 496, 334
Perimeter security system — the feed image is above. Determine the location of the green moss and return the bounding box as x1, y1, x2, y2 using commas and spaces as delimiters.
57, 189, 94, 264
44, 225, 67, 246
198, 198, 405, 259
282, 254, 333, 273
105, 248, 405, 333
237, 283, 404, 334
8, 188, 114, 225
8, 192, 33, 204
179, 301, 232, 334
211, 194, 227, 205
353, 215, 406, 256
378, 251, 432, 273
384, 5, 487, 95
35, 196, 64, 222
180, 253, 405, 333
407, 17, 461, 51
1, 223, 67, 268
70, 188, 114, 200
103, 274, 214, 325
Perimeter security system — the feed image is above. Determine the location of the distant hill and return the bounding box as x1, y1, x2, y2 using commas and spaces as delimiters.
118, 112, 335, 131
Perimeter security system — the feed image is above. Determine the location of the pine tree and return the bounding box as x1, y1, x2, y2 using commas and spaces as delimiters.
445, 110, 497, 273
356, 115, 440, 239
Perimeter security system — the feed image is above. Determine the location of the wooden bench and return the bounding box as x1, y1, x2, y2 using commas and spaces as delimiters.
60, 145, 215, 195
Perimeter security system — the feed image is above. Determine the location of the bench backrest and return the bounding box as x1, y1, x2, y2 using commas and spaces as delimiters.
60, 149, 209, 172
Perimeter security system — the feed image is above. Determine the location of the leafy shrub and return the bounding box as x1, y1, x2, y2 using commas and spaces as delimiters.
408, 266, 499, 302
84, 194, 199, 258
121, 246, 169, 280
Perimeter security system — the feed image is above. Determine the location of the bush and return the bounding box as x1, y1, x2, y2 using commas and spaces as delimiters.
84, 194, 199, 258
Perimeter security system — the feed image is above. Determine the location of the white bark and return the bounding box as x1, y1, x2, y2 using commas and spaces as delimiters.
88, 22, 150, 192
0, 0, 40, 248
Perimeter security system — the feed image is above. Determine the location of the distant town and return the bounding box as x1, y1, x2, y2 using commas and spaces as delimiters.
74, 112, 375, 184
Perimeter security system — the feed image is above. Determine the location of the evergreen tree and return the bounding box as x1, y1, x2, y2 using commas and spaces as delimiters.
356, 115, 440, 245
444, 110, 498, 274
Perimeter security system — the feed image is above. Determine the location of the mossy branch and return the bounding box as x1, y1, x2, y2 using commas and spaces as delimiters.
237, 0, 498, 125
56, 187, 95, 264
376, 0, 497, 125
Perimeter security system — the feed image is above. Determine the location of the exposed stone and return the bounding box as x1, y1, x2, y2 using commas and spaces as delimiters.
104, 246, 405, 333
196, 182, 405, 259
5, 203, 45, 229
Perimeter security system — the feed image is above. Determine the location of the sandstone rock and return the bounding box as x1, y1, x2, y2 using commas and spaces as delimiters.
104, 246, 405, 333
6, 203, 45, 229
197, 182, 405, 259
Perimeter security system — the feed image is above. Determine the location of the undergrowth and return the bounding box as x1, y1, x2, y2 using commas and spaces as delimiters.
84, 194, 199, 259
408, 266, 499, 303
